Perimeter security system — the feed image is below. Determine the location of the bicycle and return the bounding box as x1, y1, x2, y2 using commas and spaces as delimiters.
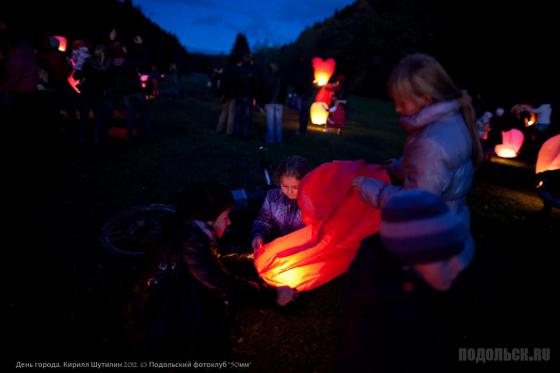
99, 146, 273, 256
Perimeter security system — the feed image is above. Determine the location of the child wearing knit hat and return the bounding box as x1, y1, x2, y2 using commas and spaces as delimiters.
380, 189, 468, 290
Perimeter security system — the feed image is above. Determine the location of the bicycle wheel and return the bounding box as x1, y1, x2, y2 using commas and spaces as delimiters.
99, 204, 176, 256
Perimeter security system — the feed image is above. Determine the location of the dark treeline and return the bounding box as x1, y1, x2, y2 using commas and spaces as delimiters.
253, 0, 556, 108
1, 0, 188, 72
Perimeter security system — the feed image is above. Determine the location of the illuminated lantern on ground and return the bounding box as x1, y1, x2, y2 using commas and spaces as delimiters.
495, 128, 524, 158
254, 160, 390, 291
310, 102, 329, 125
312, 57, 336, 86
536, 135, 560, 174
53, 36, 67, 52
140, 74, 149, 89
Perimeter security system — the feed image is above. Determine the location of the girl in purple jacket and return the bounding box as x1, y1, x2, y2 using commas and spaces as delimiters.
251, 155, 310, 251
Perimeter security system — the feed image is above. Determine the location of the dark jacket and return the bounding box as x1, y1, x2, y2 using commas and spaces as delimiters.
0, 42, 38, 94
232, 63, 258, 99
129, 220, 273, 359
108, 43, 147, 98
80, 55, 112, 96
261, 70, 287, 105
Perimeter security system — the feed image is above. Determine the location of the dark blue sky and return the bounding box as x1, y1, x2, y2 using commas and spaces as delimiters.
134, 0, 356, 54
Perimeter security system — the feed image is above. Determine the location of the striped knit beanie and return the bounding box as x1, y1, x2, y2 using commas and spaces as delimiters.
380, 189, 467, 264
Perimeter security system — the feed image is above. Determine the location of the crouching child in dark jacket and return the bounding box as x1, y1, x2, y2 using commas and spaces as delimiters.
124, 182, 295, 360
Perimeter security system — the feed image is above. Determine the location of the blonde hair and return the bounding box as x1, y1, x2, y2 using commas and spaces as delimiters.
388, 53, 482, 165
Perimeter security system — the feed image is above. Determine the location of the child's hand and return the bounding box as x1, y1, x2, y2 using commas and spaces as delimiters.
251, 237, 264, 252
276, 286, 297, 306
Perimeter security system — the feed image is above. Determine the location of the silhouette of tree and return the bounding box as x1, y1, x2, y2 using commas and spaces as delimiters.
230, 33, 251, 61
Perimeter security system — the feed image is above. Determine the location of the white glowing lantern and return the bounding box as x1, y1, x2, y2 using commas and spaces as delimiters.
310, 102, 329, 125
495, 128, 524, 158
535, 135, 560, 174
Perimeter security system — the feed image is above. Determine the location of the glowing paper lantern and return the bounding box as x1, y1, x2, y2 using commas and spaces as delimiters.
254, 160, 390, 291
310, 102, 329, 125
312, 57, 336, 86
536, 135, 560, 174
140, 74, 149, 89
53, 36, 67, 52
495, 128, 524, 158
526, 112, 537, 127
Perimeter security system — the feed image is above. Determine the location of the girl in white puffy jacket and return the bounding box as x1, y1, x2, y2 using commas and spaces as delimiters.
352, 53, 482, 291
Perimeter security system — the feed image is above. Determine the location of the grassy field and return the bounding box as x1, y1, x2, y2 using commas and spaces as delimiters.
8, 73, 557, 371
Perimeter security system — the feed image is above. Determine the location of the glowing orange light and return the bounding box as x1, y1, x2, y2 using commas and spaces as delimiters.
525, 112, 537, 127
312, 57, 336, 86
310, 102, 329, 125
54, 36, 67, 52
535, 135, 560, 174
495, 128, 524, 158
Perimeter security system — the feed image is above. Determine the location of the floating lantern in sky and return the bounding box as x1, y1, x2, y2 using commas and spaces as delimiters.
535, 135, 560, 174
53, 36, 67, 52
495, 128, 524, 158
312, 57, 336, 86
310, 102, 329, 125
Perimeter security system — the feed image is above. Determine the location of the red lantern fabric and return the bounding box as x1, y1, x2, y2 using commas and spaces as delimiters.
536, 134, 560, 174
315, 86, 334, 107
254, 160, 390, 291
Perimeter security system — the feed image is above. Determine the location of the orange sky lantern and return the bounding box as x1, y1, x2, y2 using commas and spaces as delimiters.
254, 161, 390, 292
312, 57, 336, 86
310, 102, 329, 125
54, 36, 67, 52
535, 135, 560, 174
495, 128, 524, 158
140, 74, 149, 89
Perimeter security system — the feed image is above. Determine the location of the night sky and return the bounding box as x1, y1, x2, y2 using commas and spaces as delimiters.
134, 0, 356, 54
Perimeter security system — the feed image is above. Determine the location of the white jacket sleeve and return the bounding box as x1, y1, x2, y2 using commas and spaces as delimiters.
359, 138, 450, 209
